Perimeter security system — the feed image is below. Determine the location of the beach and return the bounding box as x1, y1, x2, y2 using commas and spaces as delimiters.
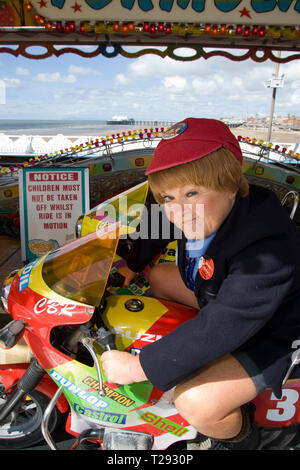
0, 120, 299, 144
231, 128, 300, 144
61, 127, 300, 144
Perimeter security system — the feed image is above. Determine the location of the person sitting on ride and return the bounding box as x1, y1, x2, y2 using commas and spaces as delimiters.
101, 117, 300, 450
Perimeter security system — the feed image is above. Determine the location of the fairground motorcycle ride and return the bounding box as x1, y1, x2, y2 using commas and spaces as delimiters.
0, 182, 300, 451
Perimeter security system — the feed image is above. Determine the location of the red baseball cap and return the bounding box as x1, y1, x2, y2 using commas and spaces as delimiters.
146, 117, 243, 175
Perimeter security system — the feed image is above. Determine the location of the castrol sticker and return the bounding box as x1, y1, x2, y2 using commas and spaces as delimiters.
198, 256, 214, 280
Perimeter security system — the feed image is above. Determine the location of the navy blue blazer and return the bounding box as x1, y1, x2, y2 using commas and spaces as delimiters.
127, 185, 300, 398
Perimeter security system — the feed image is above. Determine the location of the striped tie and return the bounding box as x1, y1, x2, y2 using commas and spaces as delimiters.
185, 252, 196, 291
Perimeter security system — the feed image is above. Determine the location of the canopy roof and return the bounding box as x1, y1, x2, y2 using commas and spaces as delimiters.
0, 1, 299, 62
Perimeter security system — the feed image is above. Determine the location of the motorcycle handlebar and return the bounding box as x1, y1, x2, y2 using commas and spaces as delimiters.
96, 327, 117, 351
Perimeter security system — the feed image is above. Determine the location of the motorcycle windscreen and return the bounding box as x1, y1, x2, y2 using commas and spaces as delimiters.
41, 223, 120, 306
83, 181, 148, 236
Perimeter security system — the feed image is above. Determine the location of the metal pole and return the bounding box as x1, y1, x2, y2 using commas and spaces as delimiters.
267, 51, 281, 143
41, 385, 63, 450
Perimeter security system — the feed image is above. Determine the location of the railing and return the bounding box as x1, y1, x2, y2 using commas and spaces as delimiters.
0, 135, 102, 155
0, 130, 299, 186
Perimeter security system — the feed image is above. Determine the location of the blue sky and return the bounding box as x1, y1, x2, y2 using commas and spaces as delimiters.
0, 46, 299, 121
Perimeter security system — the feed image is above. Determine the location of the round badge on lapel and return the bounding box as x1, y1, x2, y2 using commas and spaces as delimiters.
198, 256, 214, 280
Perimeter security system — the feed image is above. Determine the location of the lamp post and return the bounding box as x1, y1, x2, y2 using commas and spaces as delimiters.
267, 51, 284, 143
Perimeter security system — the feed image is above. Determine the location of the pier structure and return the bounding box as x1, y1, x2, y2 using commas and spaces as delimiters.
106, 119, 175, 127
131, 120, 174, 127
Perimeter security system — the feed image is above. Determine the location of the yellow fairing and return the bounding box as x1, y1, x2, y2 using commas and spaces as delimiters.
103, 295, 168, 351
27, 254, 75, 305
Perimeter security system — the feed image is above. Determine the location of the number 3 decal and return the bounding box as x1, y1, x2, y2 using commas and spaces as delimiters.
266, 389, 299, 422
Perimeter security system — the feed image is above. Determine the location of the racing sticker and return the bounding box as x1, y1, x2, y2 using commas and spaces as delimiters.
49, 370, 109, 409
34, 298, 77, 317
139, 411, 189, 437
19, 262, 35, 292
82, 377, 135, 408
73, 403, 126, 424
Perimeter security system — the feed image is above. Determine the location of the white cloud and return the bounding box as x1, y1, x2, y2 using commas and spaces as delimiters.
127, 54, 208, 80
289, 88, 300, 105
279, 61, 300, 82
162, 76, 187, 91
36, 72, 77, 83
228, 94, 241, 101
88, 88, 101, 99
36, 72, 59, 82
114, 73, 131, 86
53, 91, 64, 101
1, 48, 299, 121
63, 74, 77, 83
231, 77, 243, 88
244, 65, 273, 91
58, 108, 82, 117
3, 78, 20, 87
132, 102, 143, 110
192, 77, 217, 95
291, 80, 300, 89
127, 58, 151, 78
16, 67, 30, 76
68, 65, 100, 76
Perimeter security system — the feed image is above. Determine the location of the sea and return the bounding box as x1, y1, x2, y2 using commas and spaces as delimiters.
0, 120, 136, 136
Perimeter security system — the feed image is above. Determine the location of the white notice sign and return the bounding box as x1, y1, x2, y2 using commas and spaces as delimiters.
19, 167, 90, 261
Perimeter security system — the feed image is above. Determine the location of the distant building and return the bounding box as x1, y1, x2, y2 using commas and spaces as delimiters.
106, 116, 135, 125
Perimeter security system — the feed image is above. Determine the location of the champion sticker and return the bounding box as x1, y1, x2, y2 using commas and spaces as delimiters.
162, 121, 187, 140
198, 256, 214, 280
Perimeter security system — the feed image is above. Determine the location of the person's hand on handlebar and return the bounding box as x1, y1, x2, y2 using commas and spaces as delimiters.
101, 350, 147, 385
117, 265, 137, 288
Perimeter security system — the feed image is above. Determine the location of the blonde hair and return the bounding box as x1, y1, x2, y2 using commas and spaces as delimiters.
148, 147, 249, 204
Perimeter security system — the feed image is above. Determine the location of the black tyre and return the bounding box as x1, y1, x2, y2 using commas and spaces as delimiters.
260, 426, 299, 450
0, 390, 62, 449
